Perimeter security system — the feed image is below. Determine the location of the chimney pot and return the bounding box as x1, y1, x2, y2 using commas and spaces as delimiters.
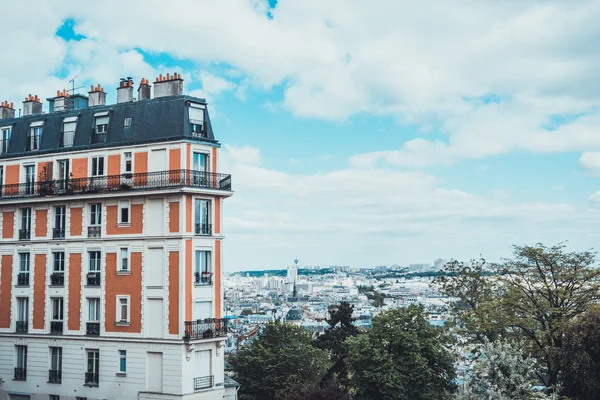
154, 71, 184, 98
0, 99, 16, 119
22, 95, 42, 116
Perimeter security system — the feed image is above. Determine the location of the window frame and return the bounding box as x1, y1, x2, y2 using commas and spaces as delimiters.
15, 345, 27, 369
17, 297, 29, 322
118, 200, 130, 225
88, 298, 100, 322
51, 297, 64, 321
28, 125, 43, 151
20, 207, 32, 231
50, 346, 63, 372
119, 248, 129, 272
1, 127, 10, 153
124, 117, 132, 128
90, 203, 102, 226
116, 295, 130, 323
118, 350, 127, 373
53, 252, 65, 273
123, 151, 133, 173
90, 156, 105, 177
88, 251, 101, 272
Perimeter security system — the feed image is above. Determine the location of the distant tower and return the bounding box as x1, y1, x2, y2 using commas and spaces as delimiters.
287, 257, 298, 285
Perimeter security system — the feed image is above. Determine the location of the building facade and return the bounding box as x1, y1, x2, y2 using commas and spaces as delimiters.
0, 74, 233, 400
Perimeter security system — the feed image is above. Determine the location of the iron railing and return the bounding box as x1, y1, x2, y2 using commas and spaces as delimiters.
0, 169, 232, 201
86, 322, 100, 336
1, 138, 9, 153
84, 372, 99, 386
190, 120, 207, 138
19, 229, 30, 240
59, 131, 75, 148
50, 273, 64, 286
50, 321, 63, 334
48, 369, 62, 383
16, 320, 28, 333
194, 375, 214, 390
91, 132, 106, 144
86, 272, 100, 286
26, 133, 41, 151
17, 272, 30, 285
52, 228, 65, 239
184, 318, 228, 340
194, 271, 213, 285
88, 226, 101, 238
195, 223, 212, 236
14, 367, 27, 380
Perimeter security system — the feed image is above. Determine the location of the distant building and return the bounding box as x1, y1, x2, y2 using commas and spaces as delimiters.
433, 258, 448, 271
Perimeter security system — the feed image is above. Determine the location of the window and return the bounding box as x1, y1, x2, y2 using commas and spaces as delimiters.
124, 117, 132, 127
50, 347, 62, 381
88, 298, 100, 322
0, 166, 3, 195
1, 127, 10, 153
87, 251, 101, 286
17, 298, 29, 324
118, 350, 127, 373
18, 253, 30, 285
51, 252, 65, 286
50, 395, 60, 400
194, 199, 211, 235
189, 104, 205, 137
195, 251, 212, 285
24, 165, 35, 195
124, 152, 132, 173
76, 397, 87, 400
91, 156, 105, 177
53, 206, 66, 239
119, 248, 129, 272
90, 203, 102, 225
192, 152, 209, 186
119, 200, 129, 224
85, 350, 100, 385
28, 125, 42, 151
20, 207, 31, 238
94, 114, 109, 141
52, 298, 64, 321
117, 296, 129, 323
15, 345, 27, 380
61, 116, 77, 147
56, 159, 70, 192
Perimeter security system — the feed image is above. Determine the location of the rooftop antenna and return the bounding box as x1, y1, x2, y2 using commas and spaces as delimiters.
67, 75, 85, 96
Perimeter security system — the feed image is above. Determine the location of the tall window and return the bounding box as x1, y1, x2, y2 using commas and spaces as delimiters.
119, 201, 129, 224
61, 116, 77, 147
124, 152, 132, 173
118, 350, 127, 373
91, 157, 104, 177
0, 166, 3, 195
89, 251, 101, 272
28, 125, 42, 151
51, 252, 65, 286
53, 206, 66, 239
56, 159, 69, 191
1, 127, 10, 153
15, 345, 27, 380
192, 152, 209, 186
24, 165, 35, 195
52, 298, 64, 321
90, 203, 102, 225
88, 298, 100, 322
189, 104, 205, 137
195, 251, 211, 284
94, 115, 109, 133
18, 253, 30, 285
85, 350, 100, 385
20, 207, 31, 236
119, 248, 129, 272
17, 297, 28, 322
194, 199, 211, 235
117, 297, 129, 323
50, 347, 62, 374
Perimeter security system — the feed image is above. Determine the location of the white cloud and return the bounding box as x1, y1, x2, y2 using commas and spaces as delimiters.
579, 152, 600, 175
199, 71, 236, 97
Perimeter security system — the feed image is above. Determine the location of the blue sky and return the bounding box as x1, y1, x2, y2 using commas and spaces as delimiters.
3, 1, 600, 270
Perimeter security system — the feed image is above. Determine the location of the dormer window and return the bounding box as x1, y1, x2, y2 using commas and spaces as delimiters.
60, 116, 77, 148
189, 103, 206, 138
26, 122, 43, 151
1, 127, 10, 153
92, 112, 109, 144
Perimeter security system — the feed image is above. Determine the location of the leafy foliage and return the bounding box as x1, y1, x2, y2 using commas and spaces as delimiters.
229, 322, 330, 400
278, 381, 352, 400
346, 305, 457, 400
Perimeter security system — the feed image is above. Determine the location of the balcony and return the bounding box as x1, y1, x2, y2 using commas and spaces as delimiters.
14, 367, 27, 381
17, 272, 29, 286
52, 228, 65, 239
50, 273, 64, 286
86, 322, 100, 336
48, 369, 62, 383
190, 120, 207, 138
194, 375, 214, 391
84, 372, 99, 386
184, 318, 228, 341
18, 229, 30, 240
88, 226, 101, 238
50, 321, 63, 334
16, 321, 28, 333
0, 169, 232, 201
86, 272, 100, 286
195, 271, 213, 286
195, 223, 212, 236
59, 130, 75, 148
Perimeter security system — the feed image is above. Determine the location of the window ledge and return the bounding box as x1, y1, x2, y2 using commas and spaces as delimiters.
83, 383, 99, 387
14, 285, 30, 288
115, 321, 130, 327
117, 223, 131, 227
194, 283, 213, 287
116, 271, 131, 276
116, 372, 127, 377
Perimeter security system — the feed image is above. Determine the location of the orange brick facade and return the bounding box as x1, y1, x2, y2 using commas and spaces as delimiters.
35, 209, 48, 238
70, 207, 83, 236
33, 254, 47, 330
67, 253, 82, 331
2, 211, 14, 238
106, 204, 143, 234
0, 255, 13, 328
104, 252, 142, 333
169, 201, 180, 233
168, 251, 180, 335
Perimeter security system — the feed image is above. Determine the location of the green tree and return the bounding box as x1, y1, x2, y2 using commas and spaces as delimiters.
560, 305, 600, 399
346, 304, 457, 400
278, 381, 352, 400
229, 322, 330, 400
315, 302, 360, 388
496, 243, 600, 389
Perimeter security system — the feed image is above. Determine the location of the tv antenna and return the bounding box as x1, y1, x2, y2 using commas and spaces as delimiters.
68, 75, 85, 95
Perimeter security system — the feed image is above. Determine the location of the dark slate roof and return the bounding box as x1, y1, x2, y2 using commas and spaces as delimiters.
224, 375, 241, 388
285, 308, 302, 321
0, 95, 217, 160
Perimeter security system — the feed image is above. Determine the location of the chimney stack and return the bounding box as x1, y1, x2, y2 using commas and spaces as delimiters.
88, 84, 106, 107
153, 72, 183, 98
138, 78, 151, 100
117, 78, 134, 103
22, 95, 42, 116
0, 100, 15, 119
54, 89, 72, 112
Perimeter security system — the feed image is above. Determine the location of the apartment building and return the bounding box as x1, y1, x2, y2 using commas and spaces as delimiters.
0, 74, 233, 400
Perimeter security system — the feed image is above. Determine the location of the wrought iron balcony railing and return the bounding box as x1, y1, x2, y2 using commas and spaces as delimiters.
194, 375, 214, 390
86, 272, 100, 286
195, 223, 212, 236
50, 273, 64, 286
14, 367, 27, 380
19, 229, 30, 240
84, 372, 99, 386
16, 320, 28, 333
184, 318, 228, 340
50, 321, 63, 334
194, 271, 213, 286
17, 272, 30, 286
190, 120, 207, 138
59, 131, 75, 148
0, 138, 9, 153
0, 169, 232, 201
52, 228, 65, 239
48, 369, 62, 383
88, 226, 101, 238
86, 322, 100, 336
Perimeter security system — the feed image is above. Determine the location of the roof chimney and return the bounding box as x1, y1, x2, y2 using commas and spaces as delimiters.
138, 78, 151, 100
153, 72, 183, 98
22, 95, 42, 116
117, 78, 134, 103
88, 84, 106, 107
53, 89, 72, 112
0, 100, 15, 119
